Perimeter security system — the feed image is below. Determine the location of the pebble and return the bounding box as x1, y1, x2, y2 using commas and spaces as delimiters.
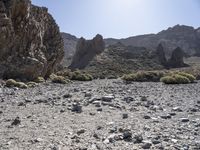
77, 129, 86, 135
180, 118, 190, 122
122, 129, 132, 141
102, 95, 114, 102
71, 103, 82, 113
142, 141, 152, 149
143, 115, 151, 119
11, 117, 21, 126
122, 113, 128, 119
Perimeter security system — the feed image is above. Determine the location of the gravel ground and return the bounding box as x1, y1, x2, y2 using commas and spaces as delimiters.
0, 79, 200, 150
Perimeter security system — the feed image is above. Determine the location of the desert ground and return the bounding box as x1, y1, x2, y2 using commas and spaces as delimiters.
0, 79, 200, 150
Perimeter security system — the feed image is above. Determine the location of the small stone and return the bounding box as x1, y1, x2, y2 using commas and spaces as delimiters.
63, 93, 72, 98
172, 107, 183, 112
181, 118, 189, 122
133, 134, 143, 143
97, 108, 103, 112
102, 95, 114, 102
77, 129, 86, 135
122, 113, 128, 119
169, 112, 176, 116
123, 130, 132, 141
143, 115, 151, 119
140, 96, 147, 101
142, 141, 152, 149
152, 139, 161, 145
160, 114, 171, 119
71, 103, 82, 113
124, 97, 134, 103
85, 92, 92, 97
11, 117, 21, 126
60, 109, 65, 113
18, 102, 26, 106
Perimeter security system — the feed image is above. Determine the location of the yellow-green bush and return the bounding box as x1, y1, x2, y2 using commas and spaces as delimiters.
34, 77, 45, 83
160, 72, 196, 84
5, 79, 28, 89
177, 72, 196, 83
122, 71, 165, 82
27, 82, 38, 88
50, 74, 70, 84
56, 69, 93, 81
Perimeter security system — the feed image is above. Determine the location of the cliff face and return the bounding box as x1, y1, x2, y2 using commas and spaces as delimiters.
0, 0, 64, 80
61, 33, 78, 66
69, 34, 105, 69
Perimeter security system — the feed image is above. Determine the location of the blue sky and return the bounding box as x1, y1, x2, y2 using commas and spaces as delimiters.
32, 0, 200, 39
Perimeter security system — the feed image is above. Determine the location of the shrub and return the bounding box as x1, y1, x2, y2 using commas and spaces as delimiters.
56, 69, 93, 81
177, 72, 196, 83
160, 73, 195, 84
5, 79, 28, 89
71, 71, 93, 81
122, 71, 165, 82
34, 77, 45, 83
27, 82, 38, 88
50, 74, 70, 84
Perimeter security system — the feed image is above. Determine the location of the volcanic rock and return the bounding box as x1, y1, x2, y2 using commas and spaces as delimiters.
0, 0, 64, 80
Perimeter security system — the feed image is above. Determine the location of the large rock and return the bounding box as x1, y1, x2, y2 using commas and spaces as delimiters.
168, 47, 188, 68
69, 34, 105, 69
156, 43, 167, 66
0, 0, 64, 80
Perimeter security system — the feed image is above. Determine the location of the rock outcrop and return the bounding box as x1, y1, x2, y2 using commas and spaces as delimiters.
61, 33, 78, 66
69, 34, 105, 69
0, 0, 64, 80
156, 43, 167, 66
168, 47, 188, 68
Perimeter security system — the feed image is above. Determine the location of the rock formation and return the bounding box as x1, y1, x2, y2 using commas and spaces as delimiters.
168, 47, 188, 68
156, 43, 167, 66
0, 0, 64, 80
69, 34, 105, 69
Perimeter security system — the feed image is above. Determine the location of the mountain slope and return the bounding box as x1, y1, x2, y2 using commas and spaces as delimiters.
105, 25, 200, 56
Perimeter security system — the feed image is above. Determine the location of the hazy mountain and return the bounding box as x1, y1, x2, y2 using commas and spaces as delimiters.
106, 25, 200, 56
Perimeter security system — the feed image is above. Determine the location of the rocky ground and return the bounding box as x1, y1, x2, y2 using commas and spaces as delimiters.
0, 79, 200, 150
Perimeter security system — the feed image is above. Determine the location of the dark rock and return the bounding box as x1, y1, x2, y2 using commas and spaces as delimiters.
71, 103, 82, 113
123, 97, 134, 103
11, 117, 21, 126
122, 113, 128, 119
168, 47, 188, 68
142, 141, 152, 149
156, 43, 167, 66
181, 118, 190, 122
0, 0, 64, 80
69, 34, 105, 69
63, 93, 72, 98
101, 95, 114, 102
133, 134, 143, 143
160, 114, 171, 119
97, 108, 103, 112
143, 115, 151, 119
123, 130, 132, 141
77, 129, 86, 135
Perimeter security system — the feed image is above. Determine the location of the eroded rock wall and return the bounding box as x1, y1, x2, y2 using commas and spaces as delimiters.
0, 0, 64, 80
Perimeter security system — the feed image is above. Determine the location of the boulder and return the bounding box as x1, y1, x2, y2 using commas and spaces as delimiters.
69, 34, 105, 69
0, 0, 64, 80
